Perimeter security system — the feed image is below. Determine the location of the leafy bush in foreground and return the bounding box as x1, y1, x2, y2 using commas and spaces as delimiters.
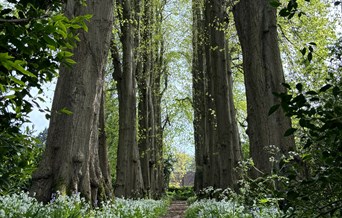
167, 186, 195, 200
0, 192, 169, 218
185, 199, 284, 218
0, 130, 43, 195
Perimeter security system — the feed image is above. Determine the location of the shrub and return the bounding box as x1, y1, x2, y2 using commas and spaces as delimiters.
185, 199, 284, 218
167, 186, 195, 200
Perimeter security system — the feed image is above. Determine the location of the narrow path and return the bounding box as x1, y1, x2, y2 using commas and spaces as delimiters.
162, 201, 188, 218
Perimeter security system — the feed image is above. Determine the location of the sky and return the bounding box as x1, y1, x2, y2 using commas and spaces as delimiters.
24, 82, 56, 134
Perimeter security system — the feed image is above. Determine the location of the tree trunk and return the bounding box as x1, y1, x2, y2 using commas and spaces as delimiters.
233, 0, 295, 176
114, 0, 144, 198
192, 0, 207, 192
135, 0, 166, 199
193, 0, 241, 190
30, 0, 114, 204
137, 0, 154, 197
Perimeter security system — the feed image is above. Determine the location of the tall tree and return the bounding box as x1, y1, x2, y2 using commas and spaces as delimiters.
137, 0, 166, 198
233, 0, 295, 176
193, 0, 242, 190
192, 0, 208, 191
137, 0, 154, 197
30, 0, 114, 203
112, 0, 144, 198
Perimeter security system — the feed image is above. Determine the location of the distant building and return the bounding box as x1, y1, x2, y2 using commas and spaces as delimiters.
169, 171, 195, 187
181, 171, 195, 187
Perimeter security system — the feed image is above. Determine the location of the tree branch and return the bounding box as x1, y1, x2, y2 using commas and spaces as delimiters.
0, 18, 30, 23
0, 15, 49, 24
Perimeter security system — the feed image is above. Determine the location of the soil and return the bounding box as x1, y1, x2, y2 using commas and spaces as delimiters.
161, 201, 188, 218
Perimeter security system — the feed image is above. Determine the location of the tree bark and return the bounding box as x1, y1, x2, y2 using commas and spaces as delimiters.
137, 0, 154, 197
114, 0, 144, 198
233, 0, 295, 176
135, 0, 166, 199
193, 0, 241, 190
192, 0, 208, 192
30, 0, 114, 204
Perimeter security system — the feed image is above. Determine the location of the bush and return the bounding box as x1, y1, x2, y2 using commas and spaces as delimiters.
0, 130, 42, 195
276, 77, 342, 217
185, 199, 284, 218
167, 186, 195, 200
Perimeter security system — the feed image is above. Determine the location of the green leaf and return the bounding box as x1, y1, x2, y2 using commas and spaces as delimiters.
308, 45, 314, 52
259, 198, 270, 204
58, 51, 74, 58
279, 8, 290, 17
284, 128, 297, 137
4, 95, 16, 99
65, 58, 76, 65
11, 61, 37, 78
0, 52, 14, 61
296, 83, 303, 92
59, 107, 73, 115
306, 91, 317, 95
319, 84, 332, 92
9, 76, 25, 86
300, 48, 306, 56
268, 104, 280, 116
307, 52, 313, 62
269, 1, 281, 7
43, 35, 57, 47
282, 83, 291, 89
288, 12, 295, 19
332, 86, 340, 97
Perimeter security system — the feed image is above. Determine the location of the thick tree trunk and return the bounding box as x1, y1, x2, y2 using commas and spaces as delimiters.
152, 39, 164, 198
193, 0, 241, 190
136, 0, 165, 199
233, 0, 295, 176
192, 0, 208, 192
99, 91, 112, 198
114, 0, 144, 198
30, 0, 114, 203
137, 0, 154, 197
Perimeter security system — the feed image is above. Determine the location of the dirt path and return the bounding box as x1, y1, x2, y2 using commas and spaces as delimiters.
161, 201, 188, 218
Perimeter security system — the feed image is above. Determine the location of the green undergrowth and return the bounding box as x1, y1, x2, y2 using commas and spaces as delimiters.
185, 199, 284, 218
0, 192, 169, 218
166, 186, 195, 201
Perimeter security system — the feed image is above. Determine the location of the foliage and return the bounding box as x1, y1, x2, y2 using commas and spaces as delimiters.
163, 151, 177, 188
169, 151, 195, 187
277, 0, 337, 88
0, 0, 91, 134
0, 192, 169, 218
185, 199, 284, 218
104, 79, 119, 185
167, 186, 195, 200
250, 37, 342, 217
274, 79, 342, 216
0, 129, 42, 195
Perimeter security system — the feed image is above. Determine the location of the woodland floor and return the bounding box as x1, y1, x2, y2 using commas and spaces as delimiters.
162, 201, 188, 218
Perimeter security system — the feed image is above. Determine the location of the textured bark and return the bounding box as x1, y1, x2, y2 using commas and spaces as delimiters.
192, 0, 208, 192
30, 0, 114, 203
233, 0, 295, 176
98, 91, 112, 198
152, 36, 165, 198
135, 0, 165, 199
193, 0, 241, 190
137, 0, 153, 197
114, 0, 144, 198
